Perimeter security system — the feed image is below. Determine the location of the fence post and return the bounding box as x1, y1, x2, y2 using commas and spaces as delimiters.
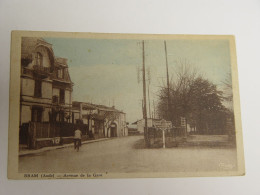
162, 129, 166, 149
54, 123, 56, 137
48, 123, 50, 138
33, 122, 36, 149
28, 122, 32, 149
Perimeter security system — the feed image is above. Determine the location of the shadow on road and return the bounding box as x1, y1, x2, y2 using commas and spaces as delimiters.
132, 138, 177, 149
132, 136, 236, 150
132, 138, 146, 149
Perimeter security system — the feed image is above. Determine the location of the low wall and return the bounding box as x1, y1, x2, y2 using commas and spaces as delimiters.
34, 135, 89, 149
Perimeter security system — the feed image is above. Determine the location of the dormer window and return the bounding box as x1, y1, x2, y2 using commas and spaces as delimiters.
57, 68, 64, 79
35, 52, 43, 66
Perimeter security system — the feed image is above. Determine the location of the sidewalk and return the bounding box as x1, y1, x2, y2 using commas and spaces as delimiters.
19, 138, 110, 157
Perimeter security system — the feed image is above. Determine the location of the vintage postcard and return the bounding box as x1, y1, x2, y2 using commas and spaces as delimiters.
8, 31, 245, 179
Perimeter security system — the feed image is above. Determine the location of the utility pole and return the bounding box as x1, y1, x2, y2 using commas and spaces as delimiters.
142, 40, 149, 147
142, 99, 144, 116
164, 40, 170, 120
153, 100, 156, 119
148, 83, 151, 119
147, 67, 152, 119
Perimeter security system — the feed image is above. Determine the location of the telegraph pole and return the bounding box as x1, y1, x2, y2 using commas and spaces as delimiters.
148, 83, 151, 119
142, 40, 149, 147
164, 41, 170, 120
153, 100, 156, 119
142, 99, 144, 116
147, 67, 152, 119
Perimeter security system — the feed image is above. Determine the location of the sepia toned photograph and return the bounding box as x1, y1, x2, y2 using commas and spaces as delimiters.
8, 31, 244, 179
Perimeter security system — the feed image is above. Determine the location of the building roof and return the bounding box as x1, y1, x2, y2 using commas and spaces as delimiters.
21, 37, 69, 68
128, 124, 137, 129
95, 104, 124, 113
21, 37, 54, 60
72, 101, 97, 110
72, 101, 125, 114
55, 57, 68, 67
21, 37, 73, 87
132, 118, 163, 124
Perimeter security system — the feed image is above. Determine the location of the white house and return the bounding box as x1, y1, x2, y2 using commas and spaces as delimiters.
72, 101, 128, 138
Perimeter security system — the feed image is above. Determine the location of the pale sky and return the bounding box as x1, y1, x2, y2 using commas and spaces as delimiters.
45, 38, 231, 123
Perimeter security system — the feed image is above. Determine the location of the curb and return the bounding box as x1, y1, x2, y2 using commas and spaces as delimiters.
19, 138, 110, 157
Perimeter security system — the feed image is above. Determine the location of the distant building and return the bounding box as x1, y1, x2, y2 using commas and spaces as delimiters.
127, 124, 140, 136
135, 118, 154, 134
72, 101, 128, 138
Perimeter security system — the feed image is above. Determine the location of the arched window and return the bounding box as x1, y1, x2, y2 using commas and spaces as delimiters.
35, 52, 43, 66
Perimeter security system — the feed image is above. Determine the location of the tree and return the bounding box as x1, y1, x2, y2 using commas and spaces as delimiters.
157, 60, 198, 121
188, 77, 226, 134
157, 60, 228, 134
221, 72, 235, 138
221, 72, 234, 111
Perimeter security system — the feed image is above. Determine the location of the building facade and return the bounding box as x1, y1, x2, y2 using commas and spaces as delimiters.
72, 101, 128, 138
20, 37, 74, 145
